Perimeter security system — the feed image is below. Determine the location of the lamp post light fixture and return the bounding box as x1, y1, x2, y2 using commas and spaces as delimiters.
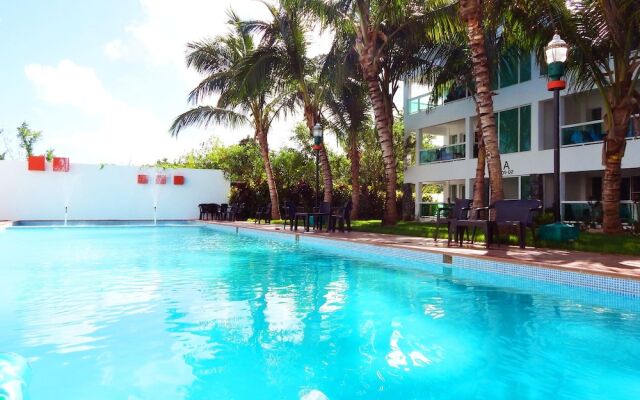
545, 33, 568, 223
312, 123, 324, 208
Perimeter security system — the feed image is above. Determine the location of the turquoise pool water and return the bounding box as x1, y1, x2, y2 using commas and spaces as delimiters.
1, 225, 639, 399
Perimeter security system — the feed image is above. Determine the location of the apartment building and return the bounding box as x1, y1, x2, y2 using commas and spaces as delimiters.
403, 54, 639, 224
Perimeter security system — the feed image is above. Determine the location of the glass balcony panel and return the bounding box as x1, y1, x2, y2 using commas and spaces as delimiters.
561, 121, 604, 146
419, 144, 466, 164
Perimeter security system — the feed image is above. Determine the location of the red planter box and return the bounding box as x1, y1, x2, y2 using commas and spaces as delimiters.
28, 155, 46, 171
173, 175, 185, 185
156, 175, 167, 185
137, 174, 149, 184
52, 157, 70, 172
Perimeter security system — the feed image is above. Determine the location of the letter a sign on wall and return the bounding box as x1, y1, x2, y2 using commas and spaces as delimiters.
502, 161, 514, 176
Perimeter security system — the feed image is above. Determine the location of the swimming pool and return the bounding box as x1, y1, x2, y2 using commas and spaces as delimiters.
1, 224, 639, 399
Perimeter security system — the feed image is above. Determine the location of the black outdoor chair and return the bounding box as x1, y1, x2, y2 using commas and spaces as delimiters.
255, 203, 272, 224
492, 199, 542, 248
294, 202, 331, 232
449, 199, 542, 249
449, 205, 491, 248
226, 203, 240, 222
329, 200, 352, 232
198, 203, 207, 220
434, 199, 472, 241
282, 201, 298, 230
198, 203, 218, 220
218, 203, 229, 220
314, 202, 332, 231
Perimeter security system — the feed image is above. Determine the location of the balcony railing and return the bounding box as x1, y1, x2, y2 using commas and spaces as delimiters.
561, 120, 604, 146
408, 94, 435, 114
419, 143, 466, 164
561, 117, 638, 147
407, 88, 470, 115
561, 201, 637, 223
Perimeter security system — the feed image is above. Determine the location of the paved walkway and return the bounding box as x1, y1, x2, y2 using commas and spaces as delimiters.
205, 221, 640, 281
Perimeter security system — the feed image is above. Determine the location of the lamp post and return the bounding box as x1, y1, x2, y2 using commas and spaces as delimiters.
312, 123, 324, 209
545, 33, 568, 223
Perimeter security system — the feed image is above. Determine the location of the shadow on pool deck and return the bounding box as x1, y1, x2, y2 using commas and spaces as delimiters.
203, 220, 640, 281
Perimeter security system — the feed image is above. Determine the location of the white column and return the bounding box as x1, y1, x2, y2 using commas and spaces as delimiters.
465, 116, 473, 159
560, 173, 566, 220
415, 182, 423, 220
531, 101, 540, 151
415, 129, 422, 165
465, 178, 472, 199
403, 81, 411, 113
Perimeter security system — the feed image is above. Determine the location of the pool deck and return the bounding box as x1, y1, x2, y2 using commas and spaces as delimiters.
204, 220, 640, 281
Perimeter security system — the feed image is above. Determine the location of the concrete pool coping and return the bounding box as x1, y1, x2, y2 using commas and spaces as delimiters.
202, 220, 640, 282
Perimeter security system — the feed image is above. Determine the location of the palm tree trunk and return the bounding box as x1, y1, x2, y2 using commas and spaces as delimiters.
601, 103, 631, 233
305, 112, 333, 204
472, 116, 486, 209
459, 0, 504, 206
364, 76, 398, 225
256, 130, 281, 220
319, 147, 333, 204
348, 132, 360, 220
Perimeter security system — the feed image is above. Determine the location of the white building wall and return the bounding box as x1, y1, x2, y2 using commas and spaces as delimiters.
0, 161, 229, 221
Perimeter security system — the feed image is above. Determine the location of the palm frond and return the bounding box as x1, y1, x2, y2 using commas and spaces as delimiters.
169, 106, 248, 137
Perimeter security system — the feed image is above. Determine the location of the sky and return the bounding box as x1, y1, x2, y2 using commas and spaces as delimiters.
0, 0, 335, 165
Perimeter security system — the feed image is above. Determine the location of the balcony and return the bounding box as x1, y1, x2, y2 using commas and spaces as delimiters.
408, 94, 435, 115
561, 117, 637, 147
419, 143, 466, 164
407, 88, 470, 115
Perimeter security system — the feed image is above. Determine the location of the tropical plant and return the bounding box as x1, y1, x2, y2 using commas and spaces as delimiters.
323, 36, 371, 219
457, 0, 505, 205
312, 0, 457, 224
559, 0, 640, 232
170, 11, 294, 219
238, 0, 334, 204
45, 148, 55, 162
16, 122, 42, 158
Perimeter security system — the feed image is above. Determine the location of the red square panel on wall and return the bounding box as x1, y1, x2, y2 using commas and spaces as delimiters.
52, 157, 70, 172
137, 174, 149, 184
173, 175, 185, 185
156, 175, 167, 184
28, 155, 46, 171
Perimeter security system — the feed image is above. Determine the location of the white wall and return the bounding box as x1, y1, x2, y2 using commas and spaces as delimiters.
0, 161, 229, 221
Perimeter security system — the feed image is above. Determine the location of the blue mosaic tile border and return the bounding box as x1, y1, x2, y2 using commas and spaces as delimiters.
199, 223, 640, 299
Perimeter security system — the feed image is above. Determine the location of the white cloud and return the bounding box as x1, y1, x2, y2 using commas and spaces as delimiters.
24, 60, 205, 165
25, 60, 114, 116
104, 39, 126, 60
116, 0, 333, 148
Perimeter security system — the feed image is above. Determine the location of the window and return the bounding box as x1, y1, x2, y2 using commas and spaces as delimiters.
497, 105, 531, 154
621, 177, 631, 201
520, 176, 531, 199
493, 49, 532, 89
448, 184, 466, 201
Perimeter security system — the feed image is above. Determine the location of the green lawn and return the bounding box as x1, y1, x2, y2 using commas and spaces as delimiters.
351, 220, 640, 256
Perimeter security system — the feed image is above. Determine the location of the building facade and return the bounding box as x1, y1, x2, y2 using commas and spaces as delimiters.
403, 54, 639, 224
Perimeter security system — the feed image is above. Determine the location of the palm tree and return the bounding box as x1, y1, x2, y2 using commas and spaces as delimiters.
315, 0, 457, 225
559, 0, 640, 232
457, 0, 506, 204
323, 47, 370, 219
170, 11, 294, 219
238, 0, 334, 204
